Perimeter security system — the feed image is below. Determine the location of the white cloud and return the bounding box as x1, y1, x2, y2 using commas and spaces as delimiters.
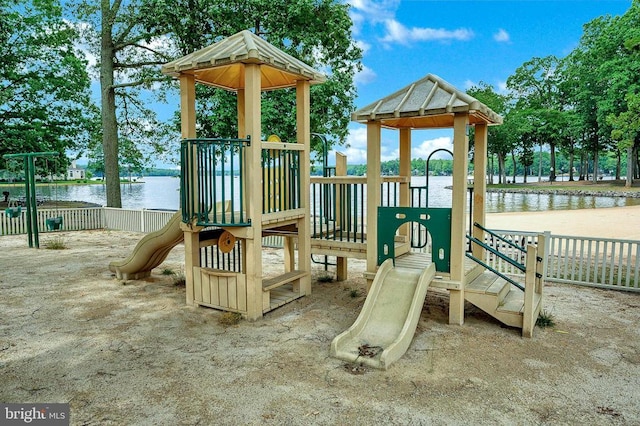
381, 19, 474, 45
493, 28, 510, 43
329, 127, 368, 164
348, 0, 400, 22
354, 64, 377, 85
412, 137, 453, 159
355, 39, 371, 55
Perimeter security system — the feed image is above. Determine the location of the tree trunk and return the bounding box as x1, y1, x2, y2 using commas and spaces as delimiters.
568, 150, 574, 181
497, 153, 506, 184
615, 149, 621, 180
511, 150, 517, 183
101, 0, 121, 207
549, 142, 556, 182
592, 145, 599, 183
626, 145, 633, 188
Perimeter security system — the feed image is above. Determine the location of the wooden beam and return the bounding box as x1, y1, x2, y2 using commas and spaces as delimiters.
296, 80, 312, 295
399, 128, 411, 238
244, 63, 263, 321
237, 89, 245, 138
366, 121, 382, 287
449, 113, 469, 325
335, 152, 347, 281
179, 74, 199, 304
472, 123, 487, 260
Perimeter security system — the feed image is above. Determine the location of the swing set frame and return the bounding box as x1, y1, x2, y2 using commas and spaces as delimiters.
3, 151, 59, 248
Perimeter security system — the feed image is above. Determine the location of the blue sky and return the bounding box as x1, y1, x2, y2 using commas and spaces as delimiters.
337, 0, 632, 164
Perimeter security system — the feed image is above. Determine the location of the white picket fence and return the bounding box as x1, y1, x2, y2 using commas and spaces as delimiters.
2, 207, 639, 292
485, 229, 640, 293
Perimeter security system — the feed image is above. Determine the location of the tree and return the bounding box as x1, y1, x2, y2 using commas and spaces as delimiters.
564, 1, 640, 183
507, 56, 567, 182
73, 0, 174, 207
0, 0, 95, 172
467, 82, 513, 184
144, 0, 362, 158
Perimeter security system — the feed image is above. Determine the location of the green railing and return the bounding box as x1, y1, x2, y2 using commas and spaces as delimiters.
310, 176, 366, 243
180, 138, 250, 227
466, 222, 528, 291
261, 144, 302, 214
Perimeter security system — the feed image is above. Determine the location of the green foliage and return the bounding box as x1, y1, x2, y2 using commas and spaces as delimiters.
72, 0, 175, 207
43, 236, 67, 250
0, 0, 97, 169
143, 0, 362, 155
218, 311, 242, 327
536, 310, 555, 329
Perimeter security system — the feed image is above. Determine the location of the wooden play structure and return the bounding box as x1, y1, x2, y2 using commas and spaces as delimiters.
345, 74, 547, 338
119, 31, 548, 344
160, 30, 324, 320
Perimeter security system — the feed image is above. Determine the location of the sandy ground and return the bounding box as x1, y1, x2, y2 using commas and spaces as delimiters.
1, 207, 640, 425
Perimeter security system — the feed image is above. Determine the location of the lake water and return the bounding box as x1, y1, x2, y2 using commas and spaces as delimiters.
5, 175, 640, 212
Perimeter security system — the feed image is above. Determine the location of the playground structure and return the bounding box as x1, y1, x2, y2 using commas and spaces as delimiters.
111, 30, 548, 367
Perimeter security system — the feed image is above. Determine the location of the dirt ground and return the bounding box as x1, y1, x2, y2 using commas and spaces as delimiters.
1, 229, 639, 425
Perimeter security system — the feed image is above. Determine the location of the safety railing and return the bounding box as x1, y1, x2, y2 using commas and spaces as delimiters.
261, 141, 302, 214
310, 176, 366, 243
466, 222, 528, 291
180, 138, 250, 227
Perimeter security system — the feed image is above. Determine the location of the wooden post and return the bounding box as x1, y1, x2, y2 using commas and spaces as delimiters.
335, 152, 348, 281
523, 243, 537, 338
399, 128, 411, 239
366, 121, 382, 288
237, 89, 245, 138
296, 80, 312, 295
472, 123, 487, 261
449, 113, 469, 325
244, 63, 263, 320
179, 74, 199, 305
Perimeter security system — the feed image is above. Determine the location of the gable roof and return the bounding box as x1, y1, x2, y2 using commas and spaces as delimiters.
161, 30, 326, 91
352, 74, 502, 128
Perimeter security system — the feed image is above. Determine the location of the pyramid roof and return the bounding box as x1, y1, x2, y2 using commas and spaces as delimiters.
162, 30, 326, 91
352, 74, 502, 128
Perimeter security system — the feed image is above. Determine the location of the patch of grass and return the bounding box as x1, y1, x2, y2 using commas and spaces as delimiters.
316, 274, 333, 283
171, 271, 186, 287
348, 288, 362, 298
161, 268, 176, 276
536, 310, 555, 328
43, 236, 67, 250
218, 312, 242, 327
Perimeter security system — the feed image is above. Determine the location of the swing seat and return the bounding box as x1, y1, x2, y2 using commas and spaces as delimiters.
5, 206, 22, 218
46, 216, 63, 231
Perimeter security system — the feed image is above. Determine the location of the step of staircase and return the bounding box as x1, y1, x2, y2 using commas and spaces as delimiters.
465, 271, 525, 329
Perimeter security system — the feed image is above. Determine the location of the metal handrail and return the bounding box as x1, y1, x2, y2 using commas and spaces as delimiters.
467, 235, 526, 273
465, 252, 525, 291
474, 222, 527, 253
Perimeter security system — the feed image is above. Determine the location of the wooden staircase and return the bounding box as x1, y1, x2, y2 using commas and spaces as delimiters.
465, 228, 547, 337
465, 272, 542, 333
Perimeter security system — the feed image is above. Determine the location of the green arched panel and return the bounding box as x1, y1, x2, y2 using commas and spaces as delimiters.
377, 207, 451, 273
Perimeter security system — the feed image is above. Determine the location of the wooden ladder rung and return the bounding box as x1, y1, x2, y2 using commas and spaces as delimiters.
262, 270, 306, 292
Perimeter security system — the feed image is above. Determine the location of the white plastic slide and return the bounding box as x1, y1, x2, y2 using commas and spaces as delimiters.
330, 259, 436, 370
109, 210, 184, 280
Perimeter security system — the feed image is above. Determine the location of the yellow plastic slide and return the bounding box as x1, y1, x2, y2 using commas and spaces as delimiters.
330, 260, 436, 370
109, 210, 184, 280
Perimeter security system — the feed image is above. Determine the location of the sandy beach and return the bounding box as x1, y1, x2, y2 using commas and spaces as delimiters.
0, 206, 639, 424
486, 204, 640, 240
